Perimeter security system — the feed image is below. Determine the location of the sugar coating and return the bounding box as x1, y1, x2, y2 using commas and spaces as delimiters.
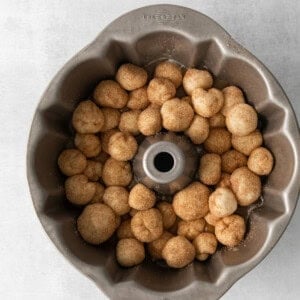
100, 129, 119, 154
221, 86, 245, 116
221, 150, 247, 174
100, 108, 121, 132
154, 61, 183, 88
157, 201, 177, 229
185, 115, 209, 144
209, 113, 226, 128
199, 153, 221, 185
83, 160, 102, 181
193, 232, 218, 261
103, 186, 130, 216
89, 182, 105, 204
138, 105, 162, 136
204, 213, 221, 226
119, 110, 141, 136
127, 86, 150, 110
204, 128, 231, 155
75, 134, 101, 158
183, 69, 213, 95
58, 149, 87, 176
177, 219, 206, 240
217, 172, 232, 189
247, 147, 274, 175
128, 183, 156, 210
117, 219, 134, 239
147, 231, 173, 260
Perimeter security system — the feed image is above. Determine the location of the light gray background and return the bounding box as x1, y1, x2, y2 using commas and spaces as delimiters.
0, 0, 299, 299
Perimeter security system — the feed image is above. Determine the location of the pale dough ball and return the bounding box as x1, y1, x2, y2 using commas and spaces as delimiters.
204, 213, 220, 226
209, 113, 226, 128
103, 186, 130, 216
116, 238, 145, 267
100, 108, 121, 132
131, 208, 163, 242
154, 61, 183, 88
65, 174, 96, 205
83, 160, 102, 181
89, 182, 105, 204
102, 158, 132, 187
58, 149, 87, 176
221, 86, 245, 116
177, 218, 206, 240
193, 232, 217, 261
173, 182, 210, 221
127, 86, 150, 110
215, 214, 246, 247
217, 172, 232, 189
128, 183, 156, 210
116, 63, 148, 91
72, 100, 104, 134
162, 236, 195, 268
226, 103, 258, 136
117, 219, 134, 239
75, 134, 101, 158
185, 115, 209, 144
230, 167, 261, 206
183, 68, 213, 95
119, 110, 141, 135
147, 231, 173, 260
161, 98, 194, 132
77, 203, 119, 244
138, 105, 162, 136
204, 128, 231, 154
157, 201, 176, 229
247, 147, 274, 175
101, 129, 119, 153
147, 77, 176, 106
93, 80, 128, 108
199, 153, 221, 185
221, 150, 247, 174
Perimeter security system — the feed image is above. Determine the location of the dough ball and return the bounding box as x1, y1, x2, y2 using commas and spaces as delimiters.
173, 182, 210, 221
204, 128, 231, 154
217, 172, 232, 189
93, 80, 128, 108
102, 158, 132, 186
131, 208, 163, 242
58, 149, 87, 176
127, 86, 150, 110
168, 218, 179, 235
119, 110, 141, 135
77, 203, 119, 244
101, 108, 121, 132
185, 115, 209, 144
162, 236, 195, 268
177, 218, 206, 240
204, 213, 220, 226
116, 63, 148, 91
204, 222, 215, 234
161, 98, 194, 131
183, 68, 213, 95
221, 86, 245, 116
157, 201, 177, 229
108, 132, 138, 161
226, 103, 258, 136
230, 167, 261, 206
147, 78, 176, 106
100, 129, 119, 153
89, 182, 105, 203
199, 153, 221, 185
83, 160, 102, 181
138, 105, 162, 136
215, 214, 246, 247
128, 183, 156, 210
147, 231, 173, 260
117, 219, 134, 239
182, 96, 192, 105
129, 208, 138, 217
221, 150, 247, 174
65, 174, 96, 205
193, 232, 217, 261
93, 151, 110, 164
247, 147, 274, 175
72, 100, 104, 134
154, 61, 183, 88
103, 186, 130, 216
75, 134, 101, 158
209, 113, 226, 128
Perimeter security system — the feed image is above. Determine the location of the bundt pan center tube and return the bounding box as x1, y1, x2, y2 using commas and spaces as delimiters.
27, 4, 300, 300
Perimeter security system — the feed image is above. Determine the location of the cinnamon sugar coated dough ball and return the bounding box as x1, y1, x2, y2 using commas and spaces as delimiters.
108, 132, 138, 161
157, 201, 176, 229
138, 105, 162, 136
193, 233, 217, 261
215, 214, 246, 247
127, 86, 150, 110
83, 161, 102, 181
247, 147, 274, 175
183, 69, 213, 95
77, 203, 119, 244
65, 175, 96, 205
147, 78, 176, 106
204, 128, 231, 154
101, 129, 119, 153
93, 80, 128, 108
177, 219, 206, 240
129, 183, 156, 210
204, 213, 220, 226
221, 150, 247, 174
162, 236, 195, 268
161, 98, 194, 131
119, 110, 140, 135
209, 113, 226, 128
72, 100, 104, 134
75, 134, 101, 158
100, 108, 121, 132
221, 86, 245, 116
102, 158, 132, 186
147, 231, 173, 260
103, 186, 130, 216
154, 61, 183, 88
217, 172, 231, 189
185, 115, 209, 144
209, 187, 237, 218
58, 149, 87, 176
230, 167, 261, 206
199, 153, 221, 185
117, 219, 134, 239
226, 103, 258, 136
116, 64, 148, 91
173, 182, 210, 221
89, 182, 105, 203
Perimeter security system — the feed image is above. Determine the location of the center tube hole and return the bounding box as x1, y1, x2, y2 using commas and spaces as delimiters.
154, 152, 174, 172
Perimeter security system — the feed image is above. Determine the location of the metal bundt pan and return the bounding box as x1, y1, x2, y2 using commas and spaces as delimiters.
27, 5, 300, 300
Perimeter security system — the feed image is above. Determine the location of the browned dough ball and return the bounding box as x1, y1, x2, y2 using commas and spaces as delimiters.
173, 182, 210, 221
162, 236, 195, 268
116, 63, 148, 91
204, 213, 220, 226
77, 203, 119, 244
72, 100, 104, 134
217, 172, 232, 189
138, 105, 162, 136
83, 160, 102, 181
100, 129, 119, 153
108, 132, 138, 161
74, 134, 101, 158
102, 158, 132, 187
119, 110, 141, 135
226, 103, 258, 136
147, 77, 176, 106
65, 174, 96, 205
127, 86, 150, 110
117, 219, 134, 239
147, 231, 173, 260
103, 186, 130, 216
230, 167, 261, 206
161, 98, 194, 132
221, 86, 245, 116
90, 182, 105, 203
199, 153, 221, 185
128, 183, 156, 210
184, 115, 209, 144
215, 214, 246, 247
131, 208, 163, 242
204, 128, 231, 154
177, 218, 206, 240
183, 68, 213, 95
221, 150, 247, 174
100, 108, 121, 132
157, 201, 177, 229
247, 147, 274, 175
154, 61, 183, 88
93, 80, 128, 108
193, 232, 217, 261
58, 149, 87, 176
209, 113, 226, 128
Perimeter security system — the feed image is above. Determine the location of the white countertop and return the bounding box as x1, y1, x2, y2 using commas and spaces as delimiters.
0, 0, 299, 299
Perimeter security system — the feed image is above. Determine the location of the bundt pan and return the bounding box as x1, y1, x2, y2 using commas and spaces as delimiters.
27, 4, 300, 300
